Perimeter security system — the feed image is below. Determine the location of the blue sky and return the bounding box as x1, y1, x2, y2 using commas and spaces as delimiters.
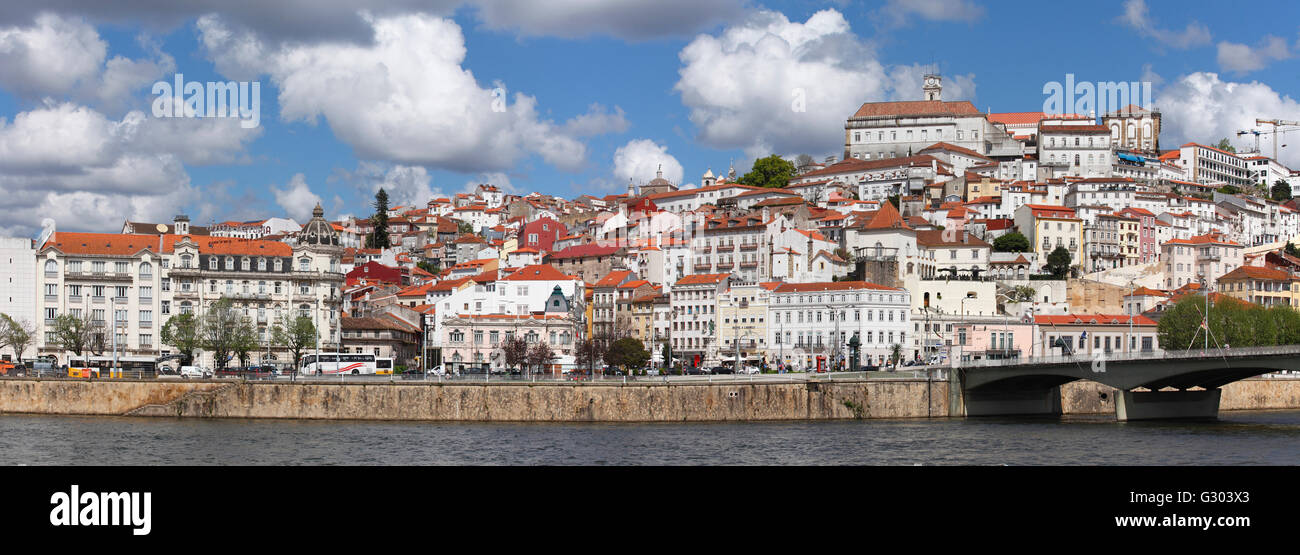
0, 0, 1298, 234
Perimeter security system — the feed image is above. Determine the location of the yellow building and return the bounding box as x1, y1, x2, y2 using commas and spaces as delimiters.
716, 282, 778, 368
1216, 266, 1299, 308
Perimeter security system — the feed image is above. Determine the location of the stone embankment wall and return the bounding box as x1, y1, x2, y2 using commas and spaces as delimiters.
0, 377, 1294, 421
0, 379, 949, 421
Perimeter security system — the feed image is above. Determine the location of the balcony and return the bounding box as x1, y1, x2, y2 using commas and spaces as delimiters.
717, 244, 736, 252
69, 271, 134, 282
739, 261, 758, 269
113, 296, 128, 305
693, 264, 712, 272
716, 262, 734, 270
739, 243, 758, 251
174, 289, 199, 298
698, 246, 712, 253
91, 296, 106, 304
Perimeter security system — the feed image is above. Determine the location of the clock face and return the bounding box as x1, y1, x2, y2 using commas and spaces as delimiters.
925, 77, 938, 86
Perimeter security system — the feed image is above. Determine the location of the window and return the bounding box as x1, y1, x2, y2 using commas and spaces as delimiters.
208, 257, 217, 270
299, 257, 311, 271
115, 261, 129, 274
139, 262, 152, 279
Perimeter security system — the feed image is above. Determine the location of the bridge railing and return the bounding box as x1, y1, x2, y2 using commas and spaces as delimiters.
957, 344, 1300, 369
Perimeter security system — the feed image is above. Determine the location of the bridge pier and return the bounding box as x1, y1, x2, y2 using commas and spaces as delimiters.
963, 385, 1063, 417
1115, 389, 1221, 421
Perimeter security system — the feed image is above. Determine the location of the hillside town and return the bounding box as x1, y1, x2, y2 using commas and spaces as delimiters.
3, 75, 1299, 375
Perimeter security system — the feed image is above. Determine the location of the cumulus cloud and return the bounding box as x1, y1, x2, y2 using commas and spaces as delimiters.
272, 173, 324, 223
0, 13, 173, 109
1217, 36, 1291, 74
674, 9, 972, 161
613, 139, 684, 187
878, 0, 984, 24
0, 102, 208, 234
471, 0, 747, 40
562, 104, 630, 137
1156, 72, 1300, 168
461, 171, 515, 195
198, 13, 619, 173
1117, 0, 1212, 50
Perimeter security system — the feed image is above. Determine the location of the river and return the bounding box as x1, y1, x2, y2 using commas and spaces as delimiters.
3, 410, 1298, 465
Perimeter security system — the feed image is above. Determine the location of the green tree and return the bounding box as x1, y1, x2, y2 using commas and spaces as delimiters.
161, 313, 201, 365
271, 313, 317, 372
52, 312, 98, 361
1218, 184, 1242, 195
200, 298, 242, 371
1272, 180, 1293, 202
993, 231, 1031, 252
1286, 242, 1300, 258
889, 344, 903, 366
231, 316, 259, 368
738, 155, 798, 188
887, 194, 900, 208
604, 337, 648, 370
1045, 246, 1072, 278
0, 313, 35, 365
416, 260, 440, 275
366, 188, 392, 249
457, 221, 473, 235
1007, 285, 1037, 302
1215, 138, 1236, 153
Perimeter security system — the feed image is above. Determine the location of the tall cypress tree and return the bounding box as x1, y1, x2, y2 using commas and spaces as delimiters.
368, 188, 392, 249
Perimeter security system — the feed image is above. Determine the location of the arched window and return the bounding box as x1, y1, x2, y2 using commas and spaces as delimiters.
139, 262, 152, 279
180, 254, 192, 268
44, 260, 58, 275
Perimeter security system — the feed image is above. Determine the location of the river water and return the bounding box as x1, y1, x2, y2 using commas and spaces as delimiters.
3, 410, 1298, 465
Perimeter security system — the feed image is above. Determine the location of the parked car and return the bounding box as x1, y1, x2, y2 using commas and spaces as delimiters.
710, 365, 732, 375
178, 366, 213, 379
427, 365, 445, 376
740, 365, 760, 375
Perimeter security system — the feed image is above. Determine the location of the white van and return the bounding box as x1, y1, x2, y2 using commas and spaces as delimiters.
179, 366, 213, 379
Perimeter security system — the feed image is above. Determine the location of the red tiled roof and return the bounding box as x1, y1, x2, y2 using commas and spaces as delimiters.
851, 100, 980, 119
1034, 314, 1156, 326
675, 273, 730, 286
594, 270, 633, 288
499, 264, 575, 281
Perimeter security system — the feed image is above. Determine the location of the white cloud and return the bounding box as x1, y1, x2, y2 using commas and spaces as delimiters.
197, 13, 618, 173
1156, 72, 1300, 168
470, 0, 747, 40
461, 171, 515, 195
1118, 0, 1212, 50
562, 104, 630, 137
272, 173, 324, 223
0, 13, 105, 97
878, 0, 984, 24
674, 9, 965, 161
1217, 36, 1291, 74
613, 139, 684, 187
0, 13, 173, 109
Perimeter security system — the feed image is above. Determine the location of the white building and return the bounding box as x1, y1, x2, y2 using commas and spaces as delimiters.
0, 235, 38, 360
768, 281, 911, 369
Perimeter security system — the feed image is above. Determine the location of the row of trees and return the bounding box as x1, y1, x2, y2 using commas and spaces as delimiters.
1158, 295, 1300, 350
499, 336, 558, 375
47, 299, 318, 371
0, 313, 36, 365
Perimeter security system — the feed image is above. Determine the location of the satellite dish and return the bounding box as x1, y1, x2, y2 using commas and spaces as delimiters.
156, 224, 169, 233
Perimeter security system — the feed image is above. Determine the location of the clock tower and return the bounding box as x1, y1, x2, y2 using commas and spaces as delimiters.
923, 74, 942, 101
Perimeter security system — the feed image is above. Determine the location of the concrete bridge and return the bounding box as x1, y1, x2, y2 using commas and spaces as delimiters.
951, 345, 1300, 420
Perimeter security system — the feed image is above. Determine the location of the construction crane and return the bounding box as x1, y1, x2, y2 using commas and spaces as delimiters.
1255, 118, 1300, 160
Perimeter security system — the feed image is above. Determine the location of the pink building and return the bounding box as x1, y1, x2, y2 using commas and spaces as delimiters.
950, 321, 1037, 362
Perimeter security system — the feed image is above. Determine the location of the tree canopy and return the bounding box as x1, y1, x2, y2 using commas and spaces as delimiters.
1158, 295, 1300, 350
738, 155, 798, 188
271, 313, 317, 372
1045, 246, 1072, 278
993, 231, 1031, 253
1271, 179, 1292, 202
1215, 138, 1236, 153
161, 312, 202, 365
604, 337, 649, 370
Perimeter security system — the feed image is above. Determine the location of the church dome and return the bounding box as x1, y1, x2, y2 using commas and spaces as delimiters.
298, 202, 339, 246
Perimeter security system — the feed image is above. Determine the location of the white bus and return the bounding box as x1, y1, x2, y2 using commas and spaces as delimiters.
302, 353, 395, 375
